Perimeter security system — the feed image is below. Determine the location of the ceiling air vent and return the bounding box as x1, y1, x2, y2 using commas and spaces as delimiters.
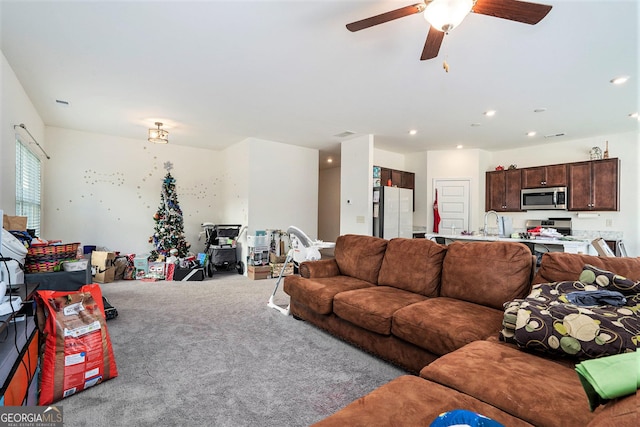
334, 131, 356, 138
544, 132, 565, 139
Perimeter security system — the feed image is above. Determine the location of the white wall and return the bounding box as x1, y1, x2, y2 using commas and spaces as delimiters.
406, 151, 429, 229
426, 148, 488, 233
43, 127, 221, 255
245, 137, 319, 237
1, 51, 46, 216
318, 166, 340, 242
340, 135, 373, 235
373, 148, 405, 171
220, 139, 249, 226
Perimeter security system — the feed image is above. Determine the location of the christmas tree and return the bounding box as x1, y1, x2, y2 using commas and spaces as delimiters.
149, 162, 191, 260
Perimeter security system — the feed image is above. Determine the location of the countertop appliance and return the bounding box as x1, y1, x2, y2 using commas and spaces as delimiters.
521, 187, 567, 210
525, 218, 572, 236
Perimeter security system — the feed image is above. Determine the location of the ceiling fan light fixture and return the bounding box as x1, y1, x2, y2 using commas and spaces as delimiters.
148, 122, 169, 144
424, 0, 474, 32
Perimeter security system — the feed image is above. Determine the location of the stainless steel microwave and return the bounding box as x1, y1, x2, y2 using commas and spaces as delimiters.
521, 187, 567, 210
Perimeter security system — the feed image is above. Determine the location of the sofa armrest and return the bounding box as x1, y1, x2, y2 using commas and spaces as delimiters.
299, 259, 340, 278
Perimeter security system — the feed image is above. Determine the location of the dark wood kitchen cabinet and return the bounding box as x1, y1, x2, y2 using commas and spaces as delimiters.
485, 169, 522, 212
375, 166, 415, 211
567, 158, 619, 211
401, 171, 414, 189
521, 164, 567, 188
376, 167, 414, 190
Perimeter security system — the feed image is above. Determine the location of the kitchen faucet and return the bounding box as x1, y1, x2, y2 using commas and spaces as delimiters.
483, 210, 499, 236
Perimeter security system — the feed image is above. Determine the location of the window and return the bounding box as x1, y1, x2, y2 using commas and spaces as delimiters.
15, 137, 42, 236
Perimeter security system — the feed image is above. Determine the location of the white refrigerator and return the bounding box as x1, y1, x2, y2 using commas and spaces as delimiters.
373, 186, 413, 239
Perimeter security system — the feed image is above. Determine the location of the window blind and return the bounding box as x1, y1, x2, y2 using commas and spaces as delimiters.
15, 138, 42, 236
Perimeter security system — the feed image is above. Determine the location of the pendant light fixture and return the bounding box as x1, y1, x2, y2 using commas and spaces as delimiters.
148, 122, 169, 144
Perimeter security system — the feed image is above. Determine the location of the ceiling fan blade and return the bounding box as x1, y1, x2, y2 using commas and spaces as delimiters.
420, 26, 445, 60
472, 0, 552, 25
346, 3, 426, 32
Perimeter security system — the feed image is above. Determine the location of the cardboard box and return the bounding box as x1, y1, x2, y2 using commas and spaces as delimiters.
148, 261, 166, 279
94, 267, 115, 284
2, 214, 27, 231
132, 256, 149, 279
248, 265, 271, 280
92, 251, 116, 268
92, 251, 116, 283
591, 238, 615, 257
270, 262, 294, 277
269, 252, 287, 263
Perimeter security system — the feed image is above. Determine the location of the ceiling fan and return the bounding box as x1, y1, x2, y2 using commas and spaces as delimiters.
346, 0, 552, 61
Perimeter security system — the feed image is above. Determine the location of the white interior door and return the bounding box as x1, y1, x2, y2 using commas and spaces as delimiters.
434, 179, 470, 234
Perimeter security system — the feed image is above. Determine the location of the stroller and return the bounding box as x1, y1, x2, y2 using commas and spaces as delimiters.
201, 224, 245, 277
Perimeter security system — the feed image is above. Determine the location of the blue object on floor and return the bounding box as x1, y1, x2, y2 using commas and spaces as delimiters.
430, 409, 505, 427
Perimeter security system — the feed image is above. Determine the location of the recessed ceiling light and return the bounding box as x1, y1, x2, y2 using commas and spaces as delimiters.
409, 129, 417, 135
456, 144, 463, 149
610, 76, 629, 85
533, 108, 546, 113
484, 110, 496, 117
327, 157, 333, 163
629, 112, 639, 119
526, 131, 537, 137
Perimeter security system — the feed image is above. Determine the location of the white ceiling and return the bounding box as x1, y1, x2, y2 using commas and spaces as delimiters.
1, 1, 638, 168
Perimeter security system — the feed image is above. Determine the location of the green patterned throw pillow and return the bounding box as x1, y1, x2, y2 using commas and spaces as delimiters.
579, 264, 640, 295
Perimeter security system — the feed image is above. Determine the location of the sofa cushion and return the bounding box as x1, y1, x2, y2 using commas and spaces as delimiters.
420, 340, 600, 427
334, 234, 388, 284
392, 297, 504, 356
377, 238, 447, 296
587, 394, 638, 427
298, 258, 340, 278
311, 375, 534, 427
440, 241, 534, 310
283, 275, 374, 315
333, 286, 428, 335
533, 252, 640, 285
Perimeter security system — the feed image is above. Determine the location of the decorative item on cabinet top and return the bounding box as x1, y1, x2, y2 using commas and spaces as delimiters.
589, 146, 602, 160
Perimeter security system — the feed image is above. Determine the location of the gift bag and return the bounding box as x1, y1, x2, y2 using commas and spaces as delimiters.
36, 284, 118, 405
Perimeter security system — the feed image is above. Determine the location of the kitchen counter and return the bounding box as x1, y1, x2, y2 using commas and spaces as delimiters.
425, 233, 592, 254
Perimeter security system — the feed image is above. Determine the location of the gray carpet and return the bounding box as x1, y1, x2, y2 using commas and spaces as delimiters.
59, 273, 405, 426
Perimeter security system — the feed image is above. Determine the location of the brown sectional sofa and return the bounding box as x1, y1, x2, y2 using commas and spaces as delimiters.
284, 235, 535, 372
283, 234, 640, 427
